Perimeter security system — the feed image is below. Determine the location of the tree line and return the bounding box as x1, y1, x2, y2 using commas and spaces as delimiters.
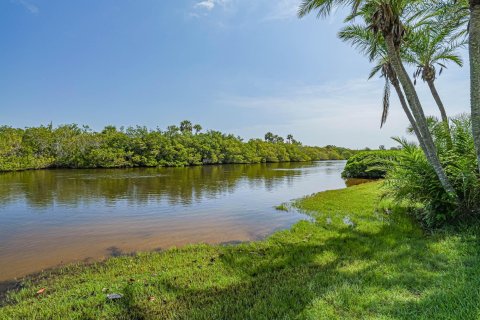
0, 121, 355, 171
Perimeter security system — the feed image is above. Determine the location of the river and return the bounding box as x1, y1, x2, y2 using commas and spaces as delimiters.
0, 160, 348, 281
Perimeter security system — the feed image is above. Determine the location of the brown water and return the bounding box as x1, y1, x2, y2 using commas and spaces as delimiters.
0, 161, 348, 281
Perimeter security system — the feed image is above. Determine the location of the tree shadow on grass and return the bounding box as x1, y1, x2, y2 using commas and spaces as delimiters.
0, 280, 23, 307
3, 214, 480, 319
116, 218, 480, 319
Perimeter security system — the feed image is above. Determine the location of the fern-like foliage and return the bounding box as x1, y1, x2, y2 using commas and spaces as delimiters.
385, 115, 480, 227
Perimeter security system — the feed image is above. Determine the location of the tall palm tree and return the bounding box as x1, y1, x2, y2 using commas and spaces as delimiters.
366, 1, 456, 194
299, 0, 456, 195
426, 0, 479, 170
405, 25, 465, 133
339, 24, 428, 156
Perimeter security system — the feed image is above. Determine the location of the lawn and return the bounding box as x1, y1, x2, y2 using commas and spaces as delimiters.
1, 182, 480, 319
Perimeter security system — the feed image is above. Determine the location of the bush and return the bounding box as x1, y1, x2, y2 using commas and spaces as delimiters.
385, 115, 480, 227
342, 150, 400, 179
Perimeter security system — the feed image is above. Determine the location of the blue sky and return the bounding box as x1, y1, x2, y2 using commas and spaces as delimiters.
1, 0, 470, 148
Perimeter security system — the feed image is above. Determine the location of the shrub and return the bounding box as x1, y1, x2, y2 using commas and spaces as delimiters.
385, 115, 480, 227
342, 150, 400, 179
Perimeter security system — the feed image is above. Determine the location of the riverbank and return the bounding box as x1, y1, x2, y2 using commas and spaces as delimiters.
1, 182, 480, 319
0, 124, 355, 172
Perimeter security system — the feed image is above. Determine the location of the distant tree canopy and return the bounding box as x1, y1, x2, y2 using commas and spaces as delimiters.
0, 122, 357, 172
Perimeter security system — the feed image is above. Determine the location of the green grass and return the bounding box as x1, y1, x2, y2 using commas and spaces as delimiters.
275, 203, 290, 211
2, 182, 480, 319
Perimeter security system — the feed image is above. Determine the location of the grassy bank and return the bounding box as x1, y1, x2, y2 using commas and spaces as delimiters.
1, 182, 480, 319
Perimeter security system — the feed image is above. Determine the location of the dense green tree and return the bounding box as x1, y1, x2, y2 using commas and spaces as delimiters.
0, 122, 356, 172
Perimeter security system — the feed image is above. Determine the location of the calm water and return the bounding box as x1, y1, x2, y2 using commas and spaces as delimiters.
0, 161, 347, 281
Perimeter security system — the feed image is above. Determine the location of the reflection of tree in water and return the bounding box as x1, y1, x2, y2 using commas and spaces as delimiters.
0, 162, 313, 209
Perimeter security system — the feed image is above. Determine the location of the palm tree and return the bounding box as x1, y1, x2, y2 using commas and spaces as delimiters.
193, 124, 202, 134
405, 24, 465, 135
427, 0, 480, 170
179, 120, 193, 134
366, 1, 456, 194
339, 24, 428, 159
470, 0, 480, 171
368, 1, 458, 194
299, 0, 456, 195
264, 132, 275, 143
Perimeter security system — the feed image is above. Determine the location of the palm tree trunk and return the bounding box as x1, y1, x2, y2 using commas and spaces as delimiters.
384, 34, 456, 195
426, 79, 452, 147
426, 80, 449, 124
470, 0, 480, 172
392, 80, 429, 155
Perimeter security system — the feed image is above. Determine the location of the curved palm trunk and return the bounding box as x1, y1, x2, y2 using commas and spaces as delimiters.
470, 0, 480, 172
392, 80, 429, 154
427, 80, 448, 123
384, 34, 456, 195
426, 79, 452, 147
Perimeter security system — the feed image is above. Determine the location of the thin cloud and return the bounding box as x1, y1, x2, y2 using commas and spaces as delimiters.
189, 0, 233, 19
191, 0, 301, 21
195, 0, 215, 11
194, 0, 230, 12
218, 79, 384, 117
215, 72, 469, 148
12, 0, 39, 14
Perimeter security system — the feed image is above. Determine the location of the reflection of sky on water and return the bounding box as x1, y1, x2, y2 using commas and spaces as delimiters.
0, 161, 347, 280
0, 161, 346, 209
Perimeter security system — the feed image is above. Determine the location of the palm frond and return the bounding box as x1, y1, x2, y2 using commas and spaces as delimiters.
338, 24, 386, 61
298, 0, 363, 18
381, 78, 390, 128
368, 63, 383, 79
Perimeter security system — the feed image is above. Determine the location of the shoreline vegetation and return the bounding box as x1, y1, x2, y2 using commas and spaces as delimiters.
2, 182, 480, 319
342, 150, 400, 179
0, 122, 356, 172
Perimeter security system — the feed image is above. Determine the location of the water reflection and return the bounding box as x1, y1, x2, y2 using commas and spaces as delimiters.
0, 163, 321, 208
0, 161, 347, 281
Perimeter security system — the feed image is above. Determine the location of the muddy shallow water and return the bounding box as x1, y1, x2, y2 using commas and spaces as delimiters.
0, 161, 349, 281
